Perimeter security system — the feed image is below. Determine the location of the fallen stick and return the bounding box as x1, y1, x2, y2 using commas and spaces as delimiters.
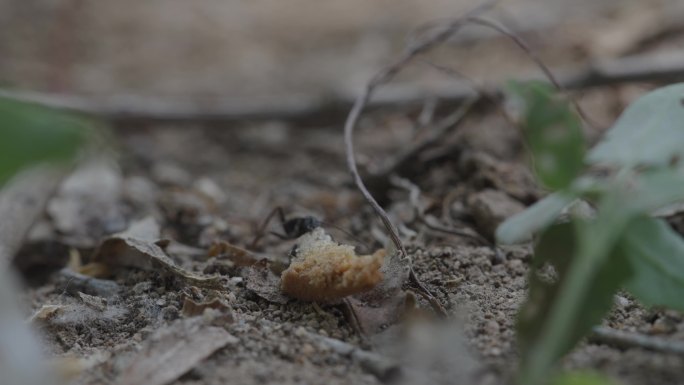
1, 53, 684, 126
589, 326, 684, 356
0, 165, 69, 269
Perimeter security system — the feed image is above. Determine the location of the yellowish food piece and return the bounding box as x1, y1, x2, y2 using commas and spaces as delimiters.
281, 228, 384, 301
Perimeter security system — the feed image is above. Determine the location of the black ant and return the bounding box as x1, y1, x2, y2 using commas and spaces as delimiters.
250, 207, 369, 253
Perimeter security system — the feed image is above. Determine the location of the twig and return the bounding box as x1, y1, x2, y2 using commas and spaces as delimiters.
0, 165, 69, 269
1, 52, 684, 125
57, 268, 122, 298
374, 95, 479, 181
464, 16, 593, 126
390, 176, 488, 245
346, 3, 604, 314
589, 326, 684, 356
344, 2, 500, 318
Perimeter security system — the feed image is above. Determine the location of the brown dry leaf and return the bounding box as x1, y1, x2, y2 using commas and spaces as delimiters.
242, 259, 290, 304
208, 240, 261, 267
116, 316, 238, 385
346, 248, 411, 335
181, 297, 233, 318
280, 228, 384, 302
77, 262, 113, 278
93, 217, 223, 289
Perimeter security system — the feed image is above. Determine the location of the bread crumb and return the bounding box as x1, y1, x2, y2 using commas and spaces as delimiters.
281, 228, 384, 301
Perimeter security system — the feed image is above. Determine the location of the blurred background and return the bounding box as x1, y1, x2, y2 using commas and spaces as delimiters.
3, 2, 684, 385
2, 0, 682, 101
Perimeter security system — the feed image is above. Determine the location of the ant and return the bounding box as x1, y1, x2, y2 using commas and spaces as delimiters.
250, 207, 321, 249
249, 207, 369, 253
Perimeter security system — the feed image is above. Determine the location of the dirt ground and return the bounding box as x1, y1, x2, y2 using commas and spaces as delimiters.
4, 1, 684, 384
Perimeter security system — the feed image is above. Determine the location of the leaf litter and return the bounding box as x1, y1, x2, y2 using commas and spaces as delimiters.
11, 5, 684, 385
92, 216, 224, 289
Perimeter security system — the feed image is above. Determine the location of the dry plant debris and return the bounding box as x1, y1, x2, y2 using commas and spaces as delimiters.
242, 259, 291, 304
116, 315, 238, 385
181, 296, 233, 318
281, 228, 385, 302
92, 216, 223, 289
7, 3, 684, 385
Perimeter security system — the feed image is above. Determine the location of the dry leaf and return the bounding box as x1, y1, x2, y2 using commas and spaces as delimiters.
93, 217, 223, 289
208, 240, 261, 266
27, 304, 65, 323
280, 228, 384, 302
78, 292, 107, 312
346, 249, 410, 335
242, 259, 290, 304
117, 316, 238, 385
208, 240, 287, 273
181, 297, 233, 318
77, 262, 113, 278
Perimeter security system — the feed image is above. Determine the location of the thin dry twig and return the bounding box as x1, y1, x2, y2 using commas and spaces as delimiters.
463, 16, 593, 126
345, 2, 600, 314
589, 326, 684, 356
371, 95, 479, 182
390, 176, 488, 245
344, 1, 499, 317
420, 59, 523, 130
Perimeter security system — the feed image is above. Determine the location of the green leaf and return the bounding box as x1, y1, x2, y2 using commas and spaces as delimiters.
588, 83, 684, 168
550, 371, 619, 385
628, 167, 684, 213
517, 191, 634, 385
517, 222, 577, 356
496, 192, 575, 244
507, 81, 585, 190
0, 96, 89, 184
618, 216, 684, 311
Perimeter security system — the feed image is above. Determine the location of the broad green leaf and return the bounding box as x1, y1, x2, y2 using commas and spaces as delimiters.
550, 372, 619, 385
507, 81, 585, 190
0, 96, 89, 185
619, 217, 684, 311
518, 192, 634, 385
588, 83, 684, 168
627, 167, 684, 213
496, 192, 575, 244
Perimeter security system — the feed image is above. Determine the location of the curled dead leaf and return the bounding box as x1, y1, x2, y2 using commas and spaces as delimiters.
93, 217, 223, 289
